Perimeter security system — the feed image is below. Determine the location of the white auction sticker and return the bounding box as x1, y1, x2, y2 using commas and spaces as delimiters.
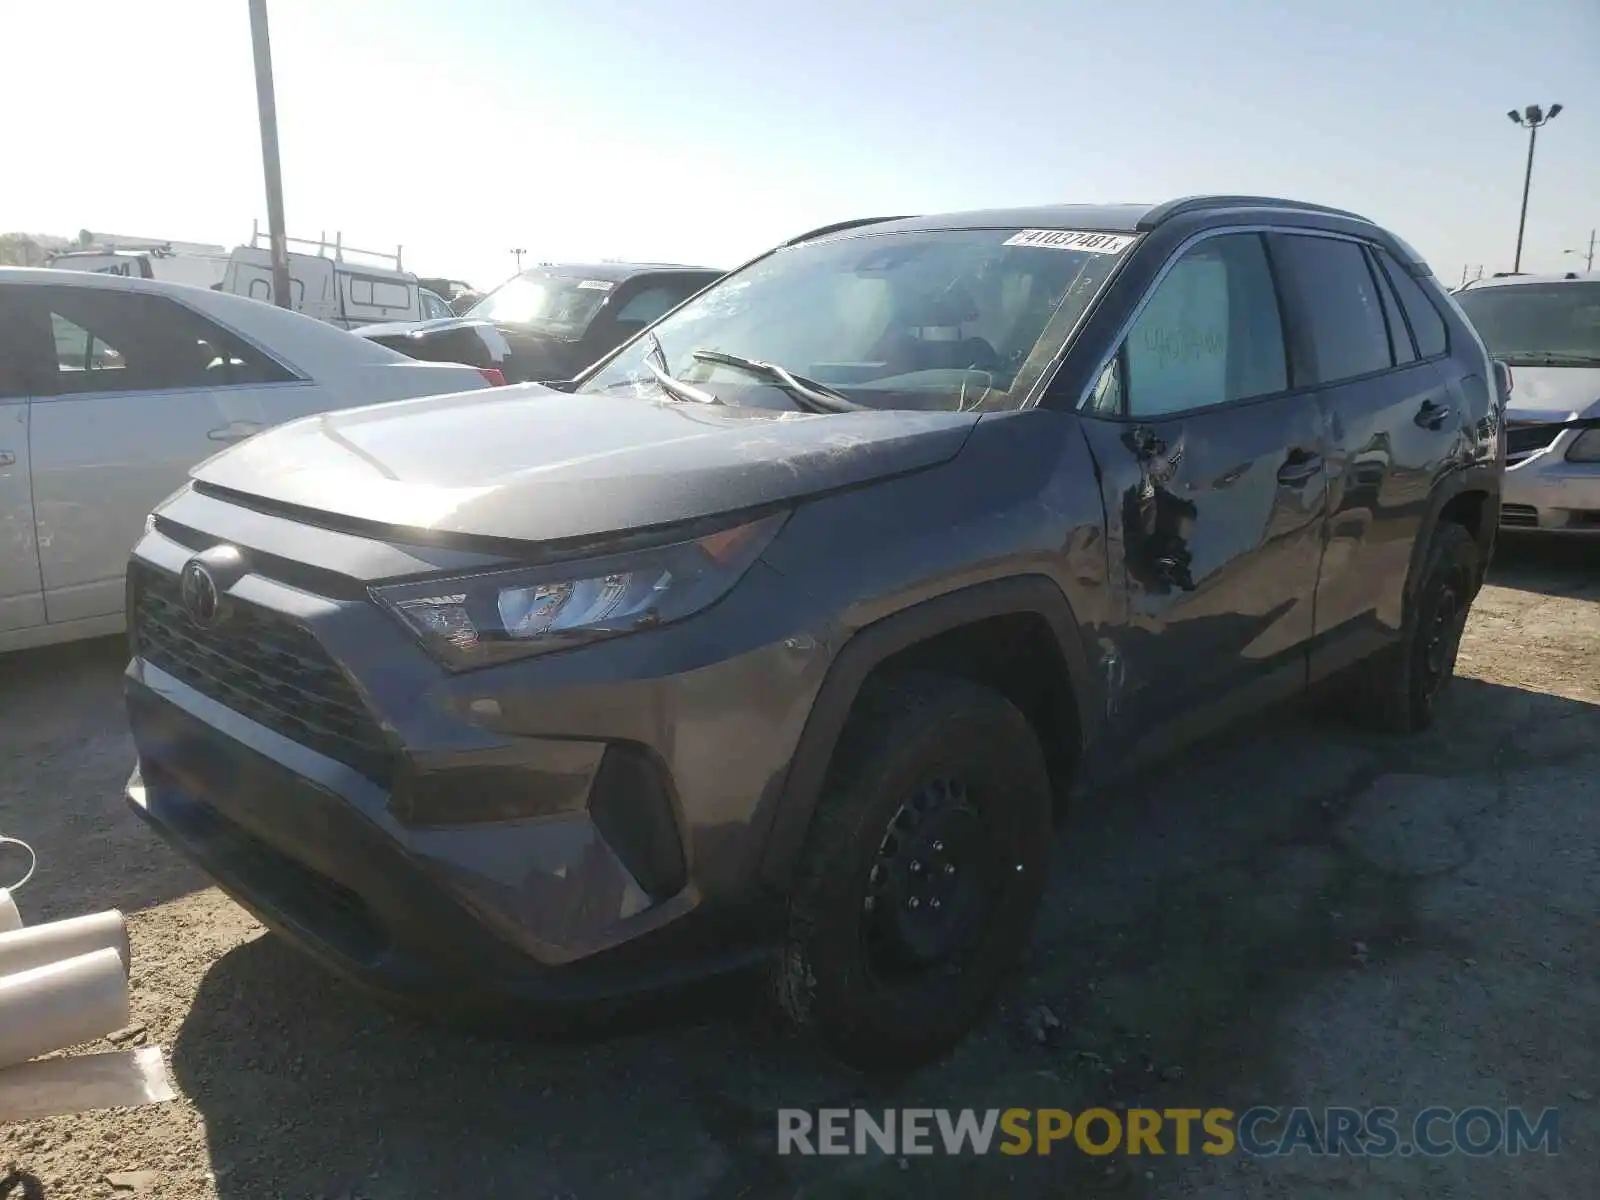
1003, 229, 1135, 255
577, 279, 615, 291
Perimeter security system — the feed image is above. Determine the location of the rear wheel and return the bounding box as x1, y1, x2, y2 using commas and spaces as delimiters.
1355, 521, 1480, 734
774, 672, 1052, 1070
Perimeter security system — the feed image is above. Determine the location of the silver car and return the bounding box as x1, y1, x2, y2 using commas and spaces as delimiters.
1, 268, 498, 653
1454, 271, 1600, 535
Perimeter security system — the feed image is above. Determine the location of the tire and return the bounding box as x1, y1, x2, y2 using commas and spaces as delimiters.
1355, 521, 1480, 734
774, 671, 1053, 1071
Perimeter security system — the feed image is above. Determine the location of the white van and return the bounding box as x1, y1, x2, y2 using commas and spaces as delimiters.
46, 242, 230, 290
219, 225, 428, 328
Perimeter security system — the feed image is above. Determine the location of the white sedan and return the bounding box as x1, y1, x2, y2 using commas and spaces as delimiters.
0, 267, 498, 653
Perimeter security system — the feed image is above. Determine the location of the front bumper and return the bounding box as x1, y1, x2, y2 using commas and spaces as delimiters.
123, 488, 832, 1009
1500, 427, 1600, 534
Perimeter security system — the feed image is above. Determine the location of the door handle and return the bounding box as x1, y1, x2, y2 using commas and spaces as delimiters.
0, 451, 14, 468
208, 421, 265, 443
1276, 450, 1323, 486
1415, 400, 1453, 431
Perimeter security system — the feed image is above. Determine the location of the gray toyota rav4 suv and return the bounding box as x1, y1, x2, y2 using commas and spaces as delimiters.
124, 196, 1504, 1069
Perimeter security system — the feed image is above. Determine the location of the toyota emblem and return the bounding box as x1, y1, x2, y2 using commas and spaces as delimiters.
179, 559, 223, 627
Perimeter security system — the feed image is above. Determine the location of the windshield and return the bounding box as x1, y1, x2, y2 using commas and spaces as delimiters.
578, 227, 1136, 412
466, 271, 616, 333
1455, 281, 1600, 366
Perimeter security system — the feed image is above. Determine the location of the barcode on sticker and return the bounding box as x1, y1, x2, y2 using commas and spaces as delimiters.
1003, 229, 1134, 255
577, 280, 614, 291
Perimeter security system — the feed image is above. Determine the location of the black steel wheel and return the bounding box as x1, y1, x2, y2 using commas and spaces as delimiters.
774, 672, 1053, 1070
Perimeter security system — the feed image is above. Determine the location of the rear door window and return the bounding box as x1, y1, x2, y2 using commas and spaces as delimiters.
1273, 235, 1393, 383
36, 287, 299, 395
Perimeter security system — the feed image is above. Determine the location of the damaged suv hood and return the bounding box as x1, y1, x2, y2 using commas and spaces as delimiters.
190, 385, 979, 543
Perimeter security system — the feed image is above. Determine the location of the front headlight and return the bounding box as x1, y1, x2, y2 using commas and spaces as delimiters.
1566, 427, 1600, 462
371, 511, 788, 670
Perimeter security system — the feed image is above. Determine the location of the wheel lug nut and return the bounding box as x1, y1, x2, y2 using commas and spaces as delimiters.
910, 861, 923, 874
932, 840, 944, 852
931, 898, 941, 909
909, 897, 920, 909
944, 863, 956, 876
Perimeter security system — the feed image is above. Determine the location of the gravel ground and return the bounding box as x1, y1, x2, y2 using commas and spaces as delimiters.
0, 535, 1595, 1200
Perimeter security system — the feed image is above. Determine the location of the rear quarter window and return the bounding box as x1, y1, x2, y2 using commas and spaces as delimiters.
1375, 250, 1449, 358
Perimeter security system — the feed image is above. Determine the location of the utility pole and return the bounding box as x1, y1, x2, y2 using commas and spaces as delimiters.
511, 248, 527, 272
1506, 103, 1564, 275
1565, 230, 1596, 273
248, 0, 292, 309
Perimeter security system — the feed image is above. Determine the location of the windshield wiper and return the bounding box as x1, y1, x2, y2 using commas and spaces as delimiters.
690, 349, 862, 413
644, 332, 723, 405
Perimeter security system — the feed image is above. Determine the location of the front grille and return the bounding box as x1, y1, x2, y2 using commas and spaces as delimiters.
1506, 423, 1562, 462
1500, 503, 1540, 528
131, 563, 392, 785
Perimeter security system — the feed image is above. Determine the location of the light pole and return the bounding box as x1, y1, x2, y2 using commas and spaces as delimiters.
510, 248, 527, 272
1506, 103, 1563, 275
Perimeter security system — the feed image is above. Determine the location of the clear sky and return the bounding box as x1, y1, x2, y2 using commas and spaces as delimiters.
4, 0, 1596, 290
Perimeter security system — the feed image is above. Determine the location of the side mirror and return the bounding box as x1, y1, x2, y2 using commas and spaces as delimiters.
1492, 359, 1513, 409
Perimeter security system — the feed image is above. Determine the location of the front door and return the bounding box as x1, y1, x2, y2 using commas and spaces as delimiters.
23, 283, 311, 623
1075, 230, 1330, 755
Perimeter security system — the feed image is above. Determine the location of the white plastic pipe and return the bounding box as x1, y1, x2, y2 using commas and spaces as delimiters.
0, 911, 129, 978
0, 1046, 176, 1123
0, 947, 130, 1070
0, 889, 20, 934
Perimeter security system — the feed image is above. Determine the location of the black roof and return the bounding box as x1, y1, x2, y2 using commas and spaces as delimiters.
787, 196, 1375, 245
523, 261, 722, 282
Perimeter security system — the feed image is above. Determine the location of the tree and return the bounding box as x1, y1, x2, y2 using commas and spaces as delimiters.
0, 233, 45, 266
76, 228, 94, 248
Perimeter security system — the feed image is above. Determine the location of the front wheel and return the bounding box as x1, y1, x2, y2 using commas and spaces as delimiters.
774, 672, 1053, 1071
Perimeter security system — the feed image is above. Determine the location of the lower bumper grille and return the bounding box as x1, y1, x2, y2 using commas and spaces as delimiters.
130, 563, 392, 784
1500, 503, 1540, 528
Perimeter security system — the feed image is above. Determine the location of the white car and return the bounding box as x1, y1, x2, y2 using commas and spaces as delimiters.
0, 267, 498, 653
1453, 271, 1600, 535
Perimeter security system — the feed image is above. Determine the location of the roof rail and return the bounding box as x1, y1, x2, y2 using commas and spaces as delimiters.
248, 219, 406, 271
1137, 195, 1372, 231
782, 215, 915, 247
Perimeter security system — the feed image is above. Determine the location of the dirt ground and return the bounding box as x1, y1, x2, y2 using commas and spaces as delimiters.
0, 536, 1595, 1200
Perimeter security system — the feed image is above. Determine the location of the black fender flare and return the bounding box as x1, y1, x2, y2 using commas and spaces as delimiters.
756, 574, 1096, 892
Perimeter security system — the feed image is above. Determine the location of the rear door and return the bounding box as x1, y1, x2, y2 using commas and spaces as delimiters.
25, 283, 313, 623
1267, 233, 1465, 678
1075, 230, 1329, 752
0, 288, 46, 633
